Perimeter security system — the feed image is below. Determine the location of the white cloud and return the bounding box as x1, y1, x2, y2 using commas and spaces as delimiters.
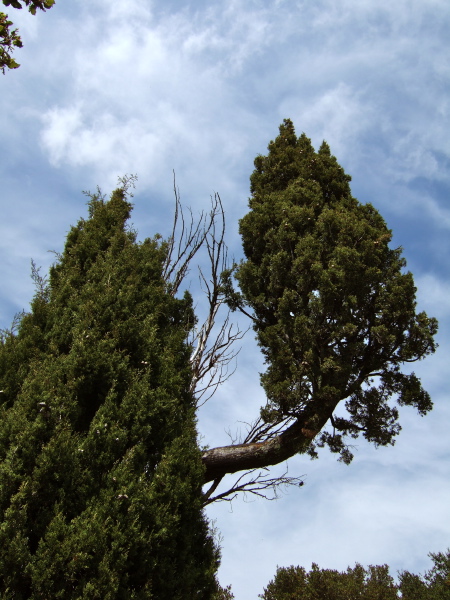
32, 0, 450, 212
415, 273, 450, 319
41, 105, 84, 165
286, 83, 375, 159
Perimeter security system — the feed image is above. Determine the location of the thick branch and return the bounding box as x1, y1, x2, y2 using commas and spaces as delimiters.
202, 413, 328, 483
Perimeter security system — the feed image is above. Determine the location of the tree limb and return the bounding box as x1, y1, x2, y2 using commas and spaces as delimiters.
202, 410, 330, 483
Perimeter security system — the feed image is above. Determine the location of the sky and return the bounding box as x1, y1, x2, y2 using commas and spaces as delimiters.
1, 0, 449, 597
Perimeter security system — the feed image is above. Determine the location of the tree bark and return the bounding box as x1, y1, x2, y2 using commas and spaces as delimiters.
201, 413, 329, 483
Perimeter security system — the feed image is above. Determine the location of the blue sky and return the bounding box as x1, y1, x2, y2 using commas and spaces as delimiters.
1, 1, 449, 597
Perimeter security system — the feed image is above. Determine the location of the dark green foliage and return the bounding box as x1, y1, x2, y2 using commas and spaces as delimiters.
261, 551, 450, 599
0, 185, 219, 598
400, 550, 450, 600
213, 584, 235, 599
260, 563, 398, 600
233, 119, 437, 462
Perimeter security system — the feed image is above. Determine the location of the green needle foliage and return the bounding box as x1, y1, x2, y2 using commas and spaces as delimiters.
0, 183, 219, 598
233, 119, 437, 462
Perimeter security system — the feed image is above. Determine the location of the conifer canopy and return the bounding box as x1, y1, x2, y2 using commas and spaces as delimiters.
0, 121, 440, 594
260, 550, 450, 600
207, 119, 438, 476
238, 120, 437, 460
0, 185, 219, 598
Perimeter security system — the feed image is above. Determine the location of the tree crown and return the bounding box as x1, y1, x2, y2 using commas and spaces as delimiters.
234, 119, 437, 462
0, 183, 219, 598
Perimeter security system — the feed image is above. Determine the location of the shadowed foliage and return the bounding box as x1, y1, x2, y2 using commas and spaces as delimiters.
260, 550, 450, 600
0, 184, 219, 598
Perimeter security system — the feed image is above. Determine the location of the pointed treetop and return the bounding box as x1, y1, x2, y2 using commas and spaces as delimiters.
318, 140, 331, 156
250, 120, 350, 204
234, 119, 437, 463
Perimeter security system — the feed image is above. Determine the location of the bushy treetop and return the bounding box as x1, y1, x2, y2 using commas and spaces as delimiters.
0, 185, 219, 598
235, 119, 437, 462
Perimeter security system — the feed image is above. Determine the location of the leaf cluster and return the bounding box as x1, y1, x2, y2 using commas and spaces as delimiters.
0, 11, 22, 72
1, 0, 55, 73
3, 0, 54, 14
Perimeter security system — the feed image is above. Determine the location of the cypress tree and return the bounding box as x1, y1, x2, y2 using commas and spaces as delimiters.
0, 184, 219, 598
232, 119, 437, 464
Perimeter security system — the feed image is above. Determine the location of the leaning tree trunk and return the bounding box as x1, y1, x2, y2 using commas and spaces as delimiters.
201, 413, 329, 483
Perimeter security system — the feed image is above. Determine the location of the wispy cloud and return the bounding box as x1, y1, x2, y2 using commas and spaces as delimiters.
34, 0, 450, 206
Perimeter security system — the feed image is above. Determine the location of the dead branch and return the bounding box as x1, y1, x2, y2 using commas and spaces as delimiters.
161, 175, 248, 403
163, 173, 218, 296
202, 467, 305, 506
241, 415, 296, 444
190, 312, 247, 404
162, 179, 314, 502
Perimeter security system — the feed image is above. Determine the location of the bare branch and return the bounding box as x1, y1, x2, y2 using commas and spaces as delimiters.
241, 415, 296, 444
202, 467, 305, 506
190, 313, 248, 404
161, 176, 249, 403
203, 477, 224, 502
163, 173, 219, 296
162, 180, 316, 500
222, 415, 297, 450
185, 195, 249, 403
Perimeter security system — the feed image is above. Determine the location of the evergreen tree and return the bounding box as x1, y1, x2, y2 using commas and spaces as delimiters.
260, 551, 450, 600
204, 119, 437, 482
260, 563, 398, 600
238, 118, 437, 460
0, 184, 219, 598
